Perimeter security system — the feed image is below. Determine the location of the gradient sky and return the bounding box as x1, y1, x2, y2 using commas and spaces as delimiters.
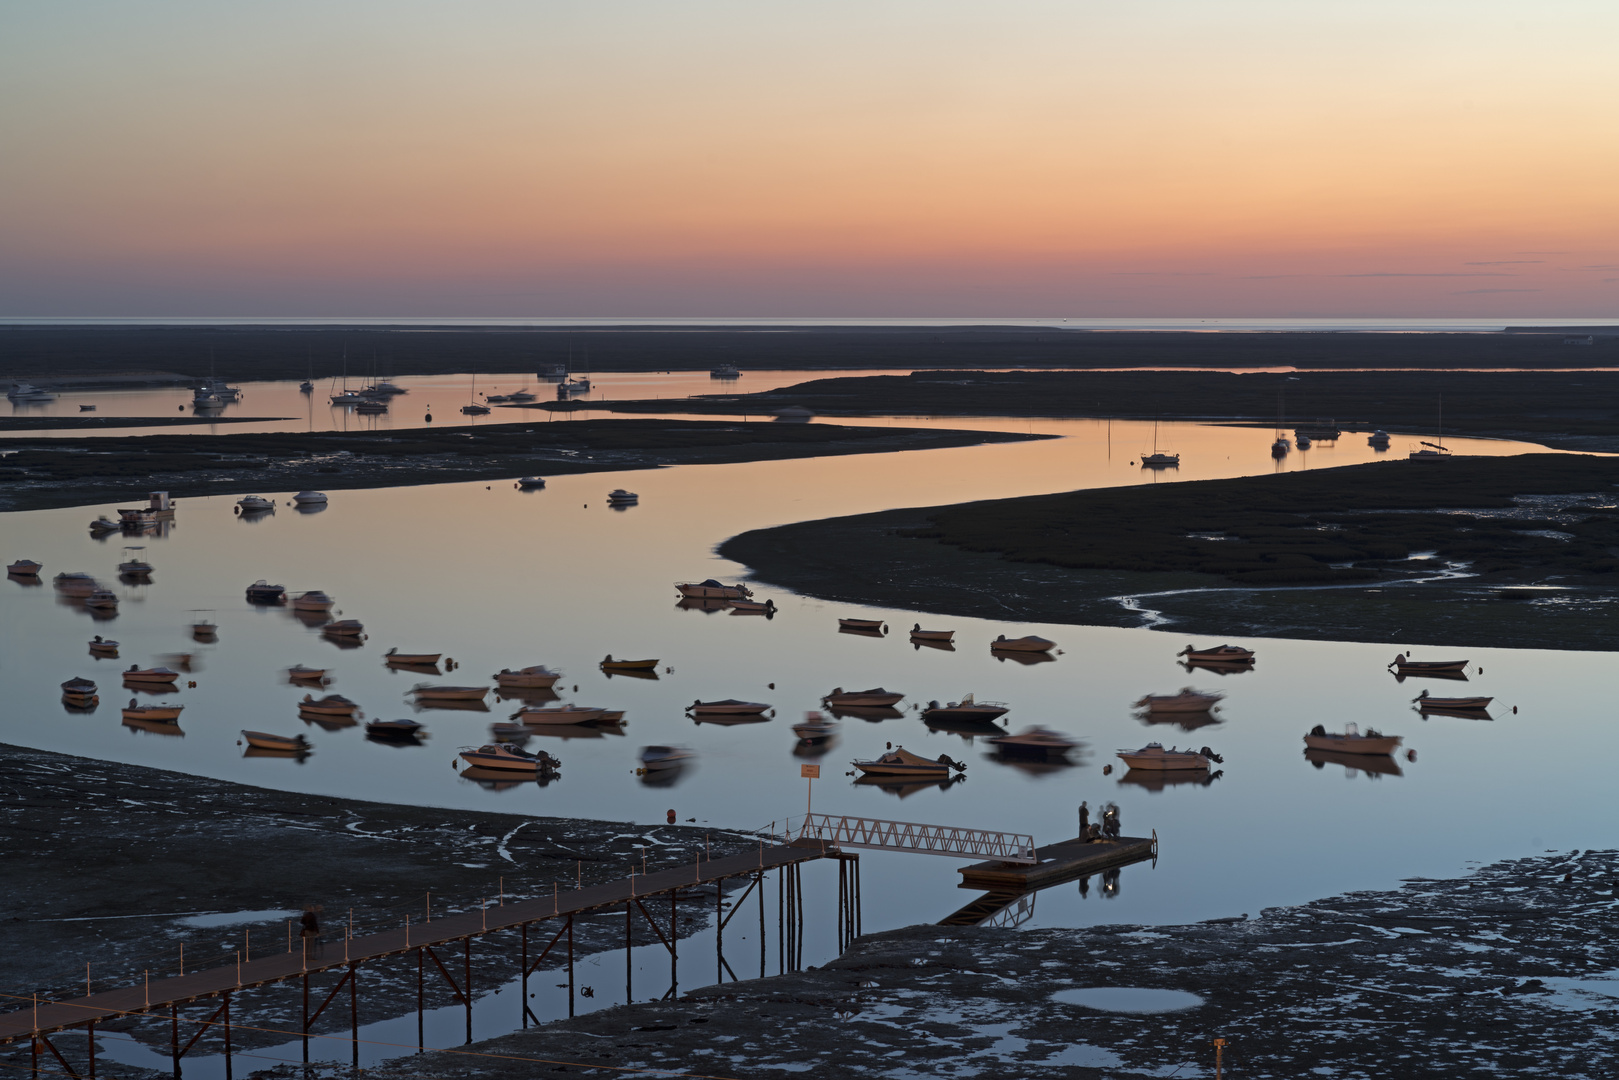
2, 1, 1616, 317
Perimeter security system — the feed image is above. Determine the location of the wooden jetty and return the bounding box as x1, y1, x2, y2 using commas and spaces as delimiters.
0, 839, 845, 1069
957, 833, 1156, 892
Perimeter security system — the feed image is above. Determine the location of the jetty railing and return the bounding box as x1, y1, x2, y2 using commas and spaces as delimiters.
794, 814, 1036, 864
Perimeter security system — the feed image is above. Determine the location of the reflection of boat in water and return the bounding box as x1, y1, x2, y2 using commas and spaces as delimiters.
1413, 690, 1492, 710
1118, 767, 1221, 791
494, 665, 562, 688
458, 766, 556, 791
991, 634, 1055, 654
241, 730, 310, 752
123, 716, 185, 737
985, 726, 1078, 759
908, 624, 954, 643
1134, 688, 1224, 713
822, 687, 904, 709
837, 618, 886, 634
1139, 708, 1222, 732
853, 773, 966, 798
687, 699, 771, 716
676, 579, 752, 600
690, 712, 771, 727
829, 704, 905, 722
988, 751, 1077, 778
993, 648, 1055, 666
1305, 747, 1403, 778
921, 694, 1008, 723
1179, 657, 1252, 676
365, 719, 426, 741
411, 684, 489, 701
911, 636, 956, 652
922, 713, 1004, 738
459, 743, 559, 774
1304, 723, 1401, 756
676, 596, 730, 614
852, 746, 965, 778
495, 686, 561, 706
1116, 742, 1220, 770
1390, 653, 1468, 675
1177, 644, 1254, 665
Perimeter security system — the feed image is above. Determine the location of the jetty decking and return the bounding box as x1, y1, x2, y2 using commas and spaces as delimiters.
0, 838, 837, 1045
957, 834, 1156, 891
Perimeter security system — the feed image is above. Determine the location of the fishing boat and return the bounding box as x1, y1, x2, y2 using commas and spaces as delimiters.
600, 655, 659, 671
1134, 688, 1224, 713
640, 745, 694, 768
837, 618, 886, 633
292, 491, 328, 506
1303, 723, 1402, 756
792, 711, 838, 741
517, 476, 547, 489
1413, 690, 1493, 710
292, 590, 334, 611
853, 747, 965, 778
458, 743, 559, 774
1389, 653, 1468, 674
606, 489, 639, 504
1368, 430, 1391, 448
676, 579, 753, 600
1177, 644, 1255, 664
908, 624, 955, 642
83, 589, 119, 610
513, 704, 608, 725
385, 648, 443, 666
493, 665, 562, 688
687, 699, 771, 715
236, 495, 275, 513
365, 719, 426, 740
727, 598, 776, 614
7, 559, 42, 575
241, 730, 310, 752
287, 665, 326, 681
321, 619, 365, 637
117, 549, 153, 576
991, 634, 1055, 653
122, 666, 179, 684
124, 700, 184, 721
986, 726, 1079, 758
1117, 743, 1219, 770
410, 684, 490, 701
822, 687, 905, 708
299, 694, 359, 716
88, 636, 119, 653
61, 677, 98, 696
245, 580, 287, 603
921, 694, 1009, 723
191, 618, 218, 639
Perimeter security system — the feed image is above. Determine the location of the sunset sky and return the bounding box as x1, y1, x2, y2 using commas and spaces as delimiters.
2, 1, 1615, 318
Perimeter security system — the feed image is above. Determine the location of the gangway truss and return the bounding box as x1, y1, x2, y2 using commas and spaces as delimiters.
795, 814, 1036, 864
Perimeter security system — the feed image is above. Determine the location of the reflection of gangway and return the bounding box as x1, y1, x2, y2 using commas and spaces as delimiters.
795, 814, 1037, 864
939, 890, 1039, 929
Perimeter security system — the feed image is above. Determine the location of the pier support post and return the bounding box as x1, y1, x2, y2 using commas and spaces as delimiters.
520, 923, 528, 1029
31, 1036, 38, 1080
171, 1004, 180, 1078
566, 915, 574, 1019
416, 948, 423, 1052
670, 890, 678, 999
349, 964, 358, 1068
462, 938, 471, 1044
301, 974, 309, 1063
222, 992, 232, 1080
714, 875, 724, 983
625, 900, 632, 1004
87, 1020, 95, 1080
777, 866, 785, 974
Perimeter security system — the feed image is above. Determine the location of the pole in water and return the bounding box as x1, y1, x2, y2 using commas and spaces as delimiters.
1213, 1038, 1227, 1079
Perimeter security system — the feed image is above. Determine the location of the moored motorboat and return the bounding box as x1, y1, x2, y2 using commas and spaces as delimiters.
321, 619, 365, 637
287, 664, 327, 681
385, 648, 442, 665
726, 598, 776, 614
600, 655, 658, 671
236, 495, 275, 513
838, 618, 886, 633
411, 684, 490, 701
61, 677, 98, 696
1134, 688, 1224, 713
241, 730, 310, 752
292, 590, 335, 611
1140, 452, 1180, 468
1117, 742, 1220, 771
83, 589, 119, 609
517, 476, 547, 489
246, 580, 287, 604
291, 491, 328, 506
55, 572, 99, 595
676, 579, 753, 600
122, 666, 179, 684
88, 636, 120, 653
852, 747, 965, 778
1389, 653, 1468, 674
299, 693, 359, 716
986, 726, 1079, 758
191, 619, 218, 639
1304, 723, 1402, 756
1413, 690, 1493, 710
513, 704, 607, 725
460, 402, 491, 415
123, 700, 184, 721
640, 745, 694, 768
792, 711, 837, 741
606, 489, 639, 504
365, 719, 426, 740
687, 699, 771, 715
494, 665, 561, 688
822, 687, 905, 708
921, 694, 1009, 723
8, 559, 42, 575
1368, 430, 1391, 448
458, 743, 559, 774
1177, 644, 1255, 664
991, 634, 1055, 653
908, 624, 955, 642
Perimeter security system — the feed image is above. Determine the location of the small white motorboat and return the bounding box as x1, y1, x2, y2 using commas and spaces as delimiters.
792, 711, 837, 742
513, 704, 608, 725
88, 636, 119, 653
411, 684, 490, 701
493, 665, 562, 688
987, 726, 1079, 758
517, 476, 547, 489
1413, 690, 1493, 710
245, 580, 286, 603
921, 694, 1009, 723
124, 700, 184, 721
640, 745, 694, 768
241, 730, 310, 752
606, 489, 639, 504
299, 694, 359, 716
676, 579, 753, 600
822, 687, 905, 708
61, 677, 98, 696
83, 589, 119, 609
236, 496, 275, 513
458, 743, 558, 774
1304, 723, 1402, 756
991, 634, 1056, 653
385, 648, 442, 665
292, 591, 335, 611
287, 664, 327, 681
852, 747, 965, 778
1134, 688, 1225, 713
687, 699, 771, 715
727, 598, 775, 613
1178, 644, 1255, 664
365, 719, 426, 739
8, 559, 42, 575
1117, 742, 1219, 771
122, 666, 179, 684
321, 619, 365, 636
292, 491, 328, 506
908, 624, 955, 642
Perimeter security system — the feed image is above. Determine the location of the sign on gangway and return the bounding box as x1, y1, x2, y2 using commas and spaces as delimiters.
796, 813, 1037, 865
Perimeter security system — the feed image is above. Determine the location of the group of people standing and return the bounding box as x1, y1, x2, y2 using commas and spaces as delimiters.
1078, 800, 1121, 842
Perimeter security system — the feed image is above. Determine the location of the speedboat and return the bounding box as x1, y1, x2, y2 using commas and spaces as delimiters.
822, 687, 905, 708
292, 590, 335, 611
299, 694, 359, 716
506, 390, 537, 402
7, 559, 42, 575
1134, 688, 1224, 713
458, 743, 558, 774
1368, 430, 1391, 448
921, 694, 1009, 723
124, 701, 184, 721
1117, 742, 1219, 771
676, 579, 753, 600
1177, 644, 1255, 664
640, 745, 694, 768
600, 655, 658, 671
287, 665, 327, 681
687, 699, 771, 715
7, 382, 55, 401
493, 665, 562, 688
1413, 690, 1493, 710
1389, 653, 1468, 674
83, 589, 119, 610
606, 489, 639, 504
838, 618, 886, 633
89, 517, 122, 534
292, 491, 328, 506
853, 747, 965, 778
792, 711, 837, 741
517, 476, 547, 489
245, 580, 287, 603
365, 719, 426, 740
88, 637, 120, 653
122, 666, 179, 684
241, 730, 310, 752
991, 634, 1055, 653
513, 704, 608, 725
1304, 723, 1402, 756
236, 496, 275, 513
385, 648, 443, 666
321, 619, 365, 636
986, 726, 1079, 758
411, 684, 490, 701
908, 624, 955, 642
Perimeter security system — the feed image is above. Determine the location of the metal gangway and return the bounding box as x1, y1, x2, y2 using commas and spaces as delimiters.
794, 814, 1036, 864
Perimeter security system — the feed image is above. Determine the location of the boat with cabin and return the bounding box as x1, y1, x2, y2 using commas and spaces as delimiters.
299, 694, 359, 716
83, 589, 119, 610
8, 559, 42, 575
292, 491, 328, 506
606, 489, 639, 504
853, 747, 966, 778
991, 634, 1055, 653
117, 548, 154, 576
1304, 723, 1402, 756
494, 665, 562, 688
123, 701, 184, 721
986, 726, 1079, 758
1368, 430, 1391, 448
1117, 743, 1220, 771
676, 579, 753, 600
458, 744, 559, 774
7, 382, 55, 401
921, 694, 1009, 723
245, 580, 286, 604
822, 687, 905, 708
292, 590, 335, 611
517, 476, 547, 489
1134, 688, 1224, 713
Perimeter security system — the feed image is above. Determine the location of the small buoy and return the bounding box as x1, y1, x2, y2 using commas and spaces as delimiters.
768, 682, 775, 689
1512, 705, 1518, 714
885, 741, 892, 750
1407, 749, 1417, 762
1103, 764, 1113, 775
486, 486, 491, 490
424, 413, 432, 422
666, 809, 676, 824
187, 681, 197, 688
178, 405, 185, 412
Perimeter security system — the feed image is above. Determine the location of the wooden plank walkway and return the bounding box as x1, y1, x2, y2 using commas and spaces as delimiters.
0, 839, 834, 1042
958, 834, 1156, 891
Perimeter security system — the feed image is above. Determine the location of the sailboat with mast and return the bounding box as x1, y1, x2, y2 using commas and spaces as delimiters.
1409, 396, 1452, 460
461, 374, 491, 415
1141, 418, 1179, 468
